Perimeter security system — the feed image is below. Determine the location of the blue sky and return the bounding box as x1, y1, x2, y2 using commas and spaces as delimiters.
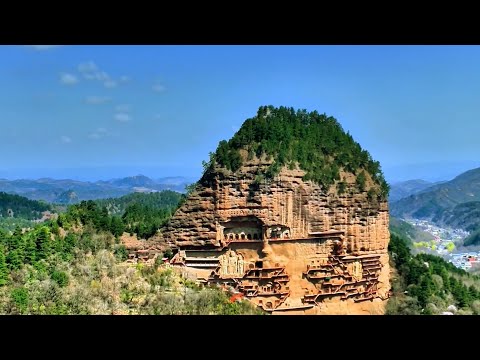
2, 45, 480, 182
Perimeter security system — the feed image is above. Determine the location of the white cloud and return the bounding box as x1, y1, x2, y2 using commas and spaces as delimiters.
60, 73, 78, 85
88, 128, 108, 140
77, 61, 126, 89
78, 61, 98, 73
83, 72, 101, 81
85, 96, 111, 105
97, 72, 110, 82
27, 45, 62, 51
114, 113, 130, 123
152, 84, 166, 92
60, 135, 72, 143
104, 80, 117, 88
115, 104, 130, 112
78, 62, 109, 82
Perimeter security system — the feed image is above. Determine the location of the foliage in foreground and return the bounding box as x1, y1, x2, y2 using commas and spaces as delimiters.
0, 192, 261, 315
387, 233, 480, 315
0, 224, 262, 315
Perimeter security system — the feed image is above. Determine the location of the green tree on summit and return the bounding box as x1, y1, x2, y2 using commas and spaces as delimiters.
210, 106, 389, 199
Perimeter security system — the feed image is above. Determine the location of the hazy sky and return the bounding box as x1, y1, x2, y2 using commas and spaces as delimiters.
2, 45, 480, 182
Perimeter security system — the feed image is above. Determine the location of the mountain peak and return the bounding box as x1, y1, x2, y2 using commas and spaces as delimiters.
108, 175, 155, 188
160, 105, 391, 314
203, 105, 389, 199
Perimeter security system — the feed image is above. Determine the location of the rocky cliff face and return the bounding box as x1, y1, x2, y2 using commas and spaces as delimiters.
160, 155, 390, 314
159, 105, 391, 314
162, 156, 389, 254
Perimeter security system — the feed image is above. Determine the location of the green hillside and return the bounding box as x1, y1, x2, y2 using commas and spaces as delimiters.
95, 190, 183, 216
92, 191, 184, 239
0, 193, 260, 314
433, 201, 480, 233
388, 233, 480, 314
0, 192, 51, 220
389, 216, 434, 244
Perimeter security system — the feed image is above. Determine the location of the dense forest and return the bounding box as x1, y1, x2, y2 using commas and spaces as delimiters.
204, 105, 389, 199
436, 200, 480, 247
93, 191, 184, 239
95, 191, 183, 216
0, 197, 261, 315
0, 190, 184, 243
0, 218, 37, 232
463, 228, 480, 247
0, 192, 53, 231
387, 233, 480, 314
57, 193, 182, 241
0, 192, 51, 220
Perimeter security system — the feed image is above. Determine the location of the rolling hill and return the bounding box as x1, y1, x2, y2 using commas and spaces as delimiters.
0, 192, 51, 220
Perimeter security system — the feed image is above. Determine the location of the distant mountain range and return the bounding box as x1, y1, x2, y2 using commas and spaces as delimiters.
388, 179, 437, 203
0, 175, 193, 204
390, 167, 480, 241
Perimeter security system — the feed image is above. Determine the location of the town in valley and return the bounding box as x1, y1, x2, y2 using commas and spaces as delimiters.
403, 218, 477, 271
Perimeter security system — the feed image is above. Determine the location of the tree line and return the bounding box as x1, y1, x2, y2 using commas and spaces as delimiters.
0, 192, 51, 220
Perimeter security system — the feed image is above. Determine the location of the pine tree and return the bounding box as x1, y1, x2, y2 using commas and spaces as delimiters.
0, 229, 9, 247
469, 284, 478, 300
51, 220, 60, 236
24, 234, 36, 265
7, 228, 22, 252
110, 216, 125, 238
0, 246, 8, 286
64, 233, 77, 254
6, 250, 22, 271
54, 236, 64, 254
35, 226, 51, 261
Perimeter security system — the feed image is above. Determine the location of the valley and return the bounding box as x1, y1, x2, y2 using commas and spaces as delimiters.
400, 218, 477, 271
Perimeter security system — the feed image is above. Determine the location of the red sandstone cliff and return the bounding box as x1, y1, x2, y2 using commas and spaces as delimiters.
161, 156, 389, 254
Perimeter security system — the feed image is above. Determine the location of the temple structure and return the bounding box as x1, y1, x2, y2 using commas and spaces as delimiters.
162, 159, 391, 315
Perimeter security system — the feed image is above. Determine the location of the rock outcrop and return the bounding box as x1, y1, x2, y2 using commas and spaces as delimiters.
159, 106, 390, 314
161, 157, 390, 314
